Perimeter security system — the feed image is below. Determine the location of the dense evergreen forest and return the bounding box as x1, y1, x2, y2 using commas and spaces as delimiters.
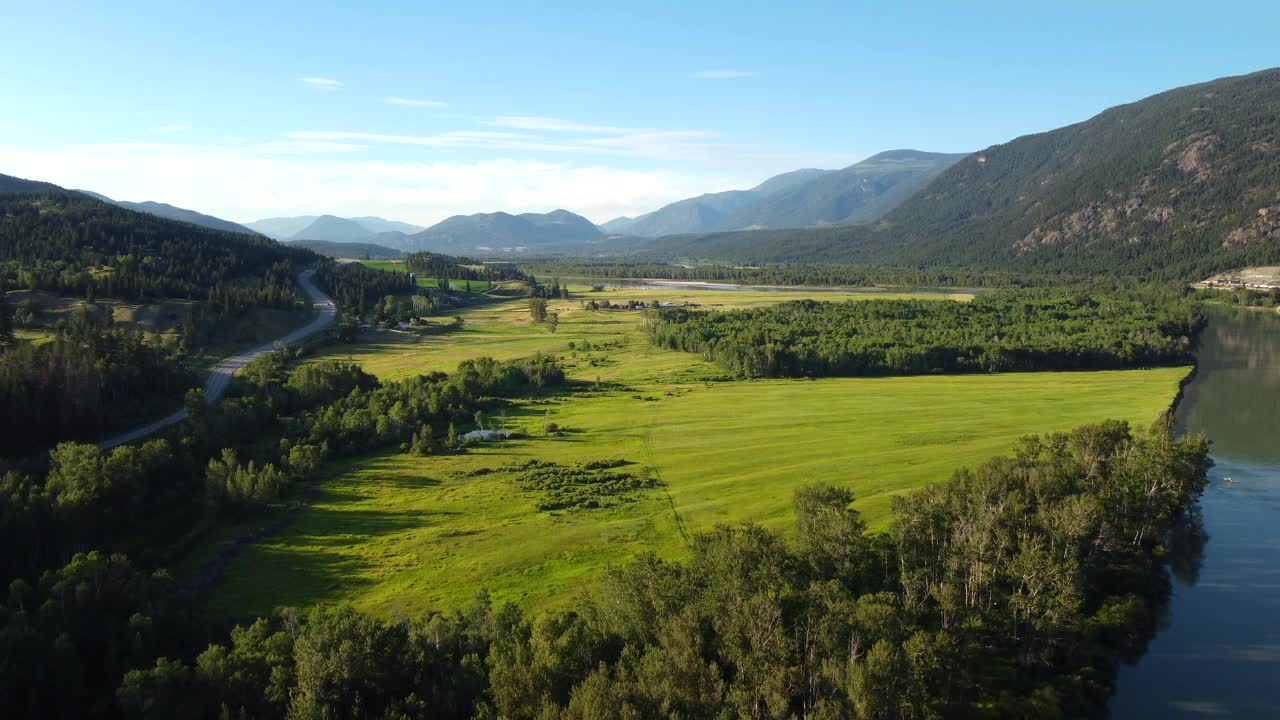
405, 252, 528, 283
519, 260, 1064, 289
0, 191, 311, 304
636, 69, 1280, 281
0, 316, 193, 456
0, 416, 1210, 718
313, 259, 416, 312
648, 290, 1201, 378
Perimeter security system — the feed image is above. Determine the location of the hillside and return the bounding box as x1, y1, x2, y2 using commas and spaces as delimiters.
601, 168, 836, 237
719, 150, 966, 230
404, 209, 602, 251
285, 239, 403, 259
0, 186, 312, 300
603, 153, 960, 238
72, 192, 255, 235
244, 215, 319, 239
290, 215, 374, 242
350, 216, 423, 234
645, 69, 1280, 279
0, 172, 66, 194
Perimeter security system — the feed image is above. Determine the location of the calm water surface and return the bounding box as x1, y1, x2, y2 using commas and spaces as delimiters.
1110, 306, 1280, 717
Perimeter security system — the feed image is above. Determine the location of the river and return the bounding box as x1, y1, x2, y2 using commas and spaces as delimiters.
1109, 306, 1280, 717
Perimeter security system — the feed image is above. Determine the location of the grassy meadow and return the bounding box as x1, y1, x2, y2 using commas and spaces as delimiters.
357, 259, 494, 291
193, 284, 1190, 620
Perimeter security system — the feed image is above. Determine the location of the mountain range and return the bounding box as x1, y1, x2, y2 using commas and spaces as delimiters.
637, 67, 1280, 279
7, 68, 1280, 279
603, 151, 963, 237
245, 215, 425, 242
401, 209, 603, 252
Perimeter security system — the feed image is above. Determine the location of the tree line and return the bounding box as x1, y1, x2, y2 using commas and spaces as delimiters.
1, 420, 1210, 718
647, 289, 1202, 378
405, 252, 528, 283
518, 260, 1081, 290
312, 259, 416, 314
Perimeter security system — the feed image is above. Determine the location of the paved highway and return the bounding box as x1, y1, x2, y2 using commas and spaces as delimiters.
98, 269, 336, 450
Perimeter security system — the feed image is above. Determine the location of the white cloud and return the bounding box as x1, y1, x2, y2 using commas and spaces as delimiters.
287, 124, 734, 161
384, 96, 447, 107
300, 77, 342, 89
0, 142, 753, 226
485, 116, 639, 134
693, 69, 754, 79
150, 124, 192, 133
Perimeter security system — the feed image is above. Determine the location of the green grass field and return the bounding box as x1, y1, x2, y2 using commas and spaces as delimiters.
194, 286, 1189, 620
357, 259, 493, 291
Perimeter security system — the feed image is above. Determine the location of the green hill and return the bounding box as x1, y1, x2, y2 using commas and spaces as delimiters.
647, 68, 1280, 279
0, 180, 313, 300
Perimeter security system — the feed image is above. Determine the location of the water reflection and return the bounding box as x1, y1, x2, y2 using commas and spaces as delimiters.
1110, 306, 1280, 718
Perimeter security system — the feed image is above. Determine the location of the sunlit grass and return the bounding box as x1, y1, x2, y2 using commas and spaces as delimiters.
197, 287, 1188, 620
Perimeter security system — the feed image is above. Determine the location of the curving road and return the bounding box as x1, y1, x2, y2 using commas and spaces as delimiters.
98, 269, 336, 450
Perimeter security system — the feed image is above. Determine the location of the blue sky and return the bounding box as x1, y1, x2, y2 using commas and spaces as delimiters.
2, 1, 1277, 225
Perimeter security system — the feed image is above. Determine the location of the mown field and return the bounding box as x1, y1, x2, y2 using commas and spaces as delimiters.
358, 259, 494, 291
194, 284, 1189, 620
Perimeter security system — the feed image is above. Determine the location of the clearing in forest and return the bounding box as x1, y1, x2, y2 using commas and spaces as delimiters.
192, 285, 1189, 619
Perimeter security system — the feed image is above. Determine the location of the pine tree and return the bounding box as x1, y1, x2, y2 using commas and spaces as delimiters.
0, 280, 12, 342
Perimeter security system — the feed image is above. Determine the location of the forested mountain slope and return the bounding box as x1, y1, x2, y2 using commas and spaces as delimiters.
648, 68, 1280, 279
0, 172, 64, 194
720, 150, 965, 230
0, 189, 312, 300
601, 169, 833, 236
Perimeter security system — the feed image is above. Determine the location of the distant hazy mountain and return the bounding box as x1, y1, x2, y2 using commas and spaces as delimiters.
244, 216, 319, 239
284, 239, 403, 259
607, 154, 963, 238
68, 190, 256, 235
404, 209, 602, 251
644, 68, 1280, 280
289, 215, 374, 243
720, 150, 967, 230
601, 190, 758, 237
349, 216, 423, 234
246, 215, 423, 242
601, 168, 836, 237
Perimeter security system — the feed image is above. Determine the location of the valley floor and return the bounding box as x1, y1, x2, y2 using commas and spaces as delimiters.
186, 285, 1190, 619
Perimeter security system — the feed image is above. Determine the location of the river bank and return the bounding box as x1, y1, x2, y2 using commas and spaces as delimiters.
1109, 305, 1280, 717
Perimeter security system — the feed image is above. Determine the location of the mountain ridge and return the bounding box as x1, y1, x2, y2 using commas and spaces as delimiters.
638, 68, 1280, 280
604, 151, 962, 237
403, 209, 603, 252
